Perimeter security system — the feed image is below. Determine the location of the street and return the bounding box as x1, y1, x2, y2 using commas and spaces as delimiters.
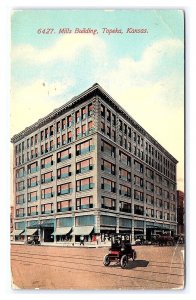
11, 244, 184, 290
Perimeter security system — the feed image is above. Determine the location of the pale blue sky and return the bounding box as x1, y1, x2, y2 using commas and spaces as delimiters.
11, 9, 184, 190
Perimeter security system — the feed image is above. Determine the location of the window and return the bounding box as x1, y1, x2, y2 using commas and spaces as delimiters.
101, 122, 105, 134
57, 165, 71, 179
101, 177, 116, 192
76, 127, 81, 139
111, 130, 116, 142
119, 168, 131, 182
35, 148, 38, 157
112, 114, 116, 125
155, 186, 162, 195
101, 104, 105, 117
82, 124, 86, 136
146, 181, 154, 192
101, 196, 116, 210
76, 196, 93, 210
134, 160, 143, 173
27, 162, 38, 174
67, 131, 72, 143
88, 103, 93, 116
50, 140, 54, 151
62, 118, 66, 130
164, 190, 170, 199
81, 107, 86, 120
146, 208, 154, 217
16, 167, 25, 178
57, 183, 72, 195
16, 194, 25, 204
27, 139, 30, 148
134, 190, 144, 201
16, 208, 25, 217
128, 127, 131, 138
27, 191, 38, 202
119, 151, 131, 166
27, 176, 38, 188
57, 137, 60, 148
41, 203, 53, 215
45, 128, 48, 139
27, 205, 38, 216
31, 136, 34, 146
67, 115, 72, 127
41, 187, 54, 199
76, 158, 93, 174
50, 125, 54, 136
156, 210, 163, 219
146, 194, 154, 205
76, 139, 93, 156
119, 119, 122, 131
88, 121, 93, 133
119, 184, 131, 197
101, 140, 115, 157
57, 200, 72, 212
41, 155, 53, 168
107, 109, 111, 122
57, 148, 71, 162
76, 177, 93, 191
134, 205, 144, 215
41, 171, 53, 183
156, 198, 162, 208
134, 175, 143, 187
45, 142, 48, 153
75, 110, 81, 123
16, 181, 25, 191
124, 124, 127, 135
101, 159, 115, 175
133, 132, 136, 142
120, 201, 132, 213
57, 121, 61, 132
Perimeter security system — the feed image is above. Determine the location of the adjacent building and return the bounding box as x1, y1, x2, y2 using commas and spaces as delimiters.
177, 190, 184, 235
11, 83, 178, 243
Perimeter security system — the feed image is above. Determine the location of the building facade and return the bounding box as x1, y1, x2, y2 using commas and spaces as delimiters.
11, 83, 178, 243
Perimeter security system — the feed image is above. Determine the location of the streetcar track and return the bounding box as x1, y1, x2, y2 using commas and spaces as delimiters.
11, 253, 184, 277
11, 250, 184, 270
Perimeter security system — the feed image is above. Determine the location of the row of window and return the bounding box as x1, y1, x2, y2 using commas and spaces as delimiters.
15, 104, 94, 154
15, 126, 95, 167
16, 201, 176, 220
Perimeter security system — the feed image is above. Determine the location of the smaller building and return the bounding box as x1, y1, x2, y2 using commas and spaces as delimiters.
177, 190, 184, 235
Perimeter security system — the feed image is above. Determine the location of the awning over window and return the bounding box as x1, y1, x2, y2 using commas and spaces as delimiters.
52, 227, 72, 236
24, 228, 38, 236
11, 229, 24, 236
71, 226, 94, 236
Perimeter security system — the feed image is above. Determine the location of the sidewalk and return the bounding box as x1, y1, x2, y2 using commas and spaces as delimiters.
11, 241, 111, 248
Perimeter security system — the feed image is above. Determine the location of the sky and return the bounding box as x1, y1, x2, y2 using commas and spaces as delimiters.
11, 9, 184, 191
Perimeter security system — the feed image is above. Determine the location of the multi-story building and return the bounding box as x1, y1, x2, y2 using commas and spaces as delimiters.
177, 190, 184, 235
11, 83, 178, 243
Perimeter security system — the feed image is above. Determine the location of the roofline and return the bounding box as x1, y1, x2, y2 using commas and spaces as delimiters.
11, 83, 178, 163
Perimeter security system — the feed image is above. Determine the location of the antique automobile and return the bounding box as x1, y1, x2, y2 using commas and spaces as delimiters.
103, 233, 137, 269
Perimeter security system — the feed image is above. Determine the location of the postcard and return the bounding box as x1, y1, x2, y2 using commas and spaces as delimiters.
10, 9, 184, 290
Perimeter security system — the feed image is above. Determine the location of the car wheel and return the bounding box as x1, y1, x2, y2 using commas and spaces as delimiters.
103, 254, 110, 266
120, 255, 128, 269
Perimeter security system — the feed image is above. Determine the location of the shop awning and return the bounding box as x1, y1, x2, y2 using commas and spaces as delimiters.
25, 228, 38, 236
52, 227, 72, 236
11, 229, 24, 236
71, 226, 94, 236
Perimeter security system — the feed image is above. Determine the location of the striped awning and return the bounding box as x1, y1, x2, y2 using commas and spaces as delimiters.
25, 228, 38, 236
11, 229, 24, 236
71, 226, 94, 236
52, 227, 72, 236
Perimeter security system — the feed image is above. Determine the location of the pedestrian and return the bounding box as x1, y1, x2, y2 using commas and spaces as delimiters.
80, 235, 84, 246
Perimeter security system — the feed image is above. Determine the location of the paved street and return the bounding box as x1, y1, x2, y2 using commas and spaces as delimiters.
11, 244, 184, 290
